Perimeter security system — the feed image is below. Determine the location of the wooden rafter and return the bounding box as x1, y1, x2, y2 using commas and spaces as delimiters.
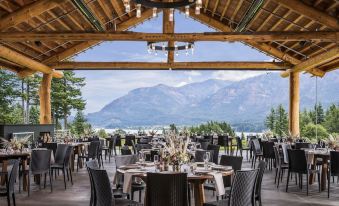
281, 47, 339, 77
220, 0, 231, 21
273, 0, 339, 30
43, 9, 154, 63
0, 0, 67, 30
50, 61, 290, 70
163, 4, 175, 63
1, 31, 337, 42
0, 45, 63, 78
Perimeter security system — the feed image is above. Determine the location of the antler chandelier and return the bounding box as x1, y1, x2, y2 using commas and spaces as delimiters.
123, 0, 203, 20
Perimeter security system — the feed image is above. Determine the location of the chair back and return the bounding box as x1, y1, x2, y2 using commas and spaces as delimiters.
217, 135, 229, 147
115, 155, 138, 168
287, 149, 308, 173
255, 161, 266, 199
207, 144, 220, 164
251, 139, 262, 155
203, 135, 213, 144
63, 146, 73, 167
262, 142, 275, 159
114, 135, 122, 147
30, 149, 51, 174
194, 150, 214, 162
146, 172, 188, 206
330, 151, 339, 176
236, 137, 243, 150
135, 143, 152, 153
273, 146, 282, 167
88, 168, 113, 206
86, 160, 99, 206
121, 146, 132, 155
295, 142, 311, 149
55, 144, 68, 164
220, 155, 243, 187
125, 135, 136, 146
229, 169, 258, 206
42, 142, 58, 157
88, 141, 100, 159
7, 160, 20, 194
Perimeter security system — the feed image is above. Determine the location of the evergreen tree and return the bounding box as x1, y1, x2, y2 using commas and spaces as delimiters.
274, 104, 288, 136
300, 109, 312, 130
72, 110, 87, 136
265, 108, 276, 132
310, 103, 325, 124
51, 71, 86, 129
324, 104, 339, 133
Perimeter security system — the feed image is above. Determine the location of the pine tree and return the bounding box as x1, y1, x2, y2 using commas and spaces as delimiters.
265, 108, 276, 132
51, 71, 86, 129
324, 104, 339, 133
300, 109, 312, 130
310, 103, 325, 124
274, 104, 288, 136
72, 110, 87, 136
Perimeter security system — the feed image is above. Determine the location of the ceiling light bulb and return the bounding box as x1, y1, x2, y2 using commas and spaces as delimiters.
169, 8, 174, 22
136, 4, 141, 18
152, 7, 157, 18
185, 6, 189, 18
196, 0, 202, 5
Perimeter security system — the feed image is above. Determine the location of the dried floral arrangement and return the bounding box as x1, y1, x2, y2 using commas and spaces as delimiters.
0, 135, 32, 151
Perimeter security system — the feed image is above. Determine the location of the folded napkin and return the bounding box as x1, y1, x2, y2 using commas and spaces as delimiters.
281, 144, 289, 164
209, 172, 225, 196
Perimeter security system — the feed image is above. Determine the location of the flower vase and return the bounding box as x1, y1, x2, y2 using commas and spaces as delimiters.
172, 162, 181, 172
163, 162, 169, 171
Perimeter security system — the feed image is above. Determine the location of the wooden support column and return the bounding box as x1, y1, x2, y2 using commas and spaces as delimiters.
289, 72, 300, 137
39, 73, 52, 124
163, 4, 175, 63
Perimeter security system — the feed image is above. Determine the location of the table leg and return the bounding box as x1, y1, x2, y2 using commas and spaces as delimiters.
22, 159, 28, 191
321, 160, 328, 191
71, 151, 75, 172
192, 179, 205, 206
0, 160, 8, 185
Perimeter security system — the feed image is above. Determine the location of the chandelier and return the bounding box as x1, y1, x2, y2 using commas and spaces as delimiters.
147, 41, 195, 56
123, 0, 202, 20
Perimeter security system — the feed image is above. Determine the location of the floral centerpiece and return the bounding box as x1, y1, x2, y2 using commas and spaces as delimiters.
327, 134, 339, 150
161, 132, 191, 172
0, 135, 32, 152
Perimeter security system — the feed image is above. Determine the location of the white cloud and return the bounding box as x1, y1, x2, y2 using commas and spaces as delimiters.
176, 81, 189, 87
184, 71, 202, 76
212, 71, 268, 81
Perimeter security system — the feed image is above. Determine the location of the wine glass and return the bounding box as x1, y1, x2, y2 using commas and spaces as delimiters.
139, 152, 145, 164
203, 152, 210, 169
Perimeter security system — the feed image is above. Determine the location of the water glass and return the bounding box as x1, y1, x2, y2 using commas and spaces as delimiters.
139, 152, 145, 163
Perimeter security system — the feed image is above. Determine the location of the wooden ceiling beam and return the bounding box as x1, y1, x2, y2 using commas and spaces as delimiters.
273, 0, 339, 30
281, 47, 339, 77
43, 9, 154, 63
0, 31, 337, 42
0, 0, 67, 30
50, 61, 290, 70
0, 45, 63, 78
220, 0, 231, 21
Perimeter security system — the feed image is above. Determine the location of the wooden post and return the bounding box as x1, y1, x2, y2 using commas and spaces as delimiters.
289, 72, 300, 137
39, 73, 52, 124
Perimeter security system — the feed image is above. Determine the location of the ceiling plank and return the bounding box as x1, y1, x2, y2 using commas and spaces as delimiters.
43, 9, 153, 63
219, 0, 231, 21
0, 0, 67, 30
273, 0, 339, 30
1, 31, 337, 42
189, 10, 302, 65
50, 61, 290, 70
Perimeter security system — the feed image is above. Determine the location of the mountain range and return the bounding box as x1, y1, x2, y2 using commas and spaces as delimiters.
87, 71, 339, 131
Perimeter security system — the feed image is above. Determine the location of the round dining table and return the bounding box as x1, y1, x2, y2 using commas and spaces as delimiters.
117, 163, 234, 206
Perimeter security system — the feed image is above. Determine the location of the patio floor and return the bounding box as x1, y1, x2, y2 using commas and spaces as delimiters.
1, 157, 339, 206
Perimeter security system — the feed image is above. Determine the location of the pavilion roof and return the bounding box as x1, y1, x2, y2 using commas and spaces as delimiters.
0, 0, 338, 77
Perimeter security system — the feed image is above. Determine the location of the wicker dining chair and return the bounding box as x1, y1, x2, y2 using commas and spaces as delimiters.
328, 151, 339, 198
88, 167, 141, 206
77, 141, 100, 171
207, 144, 220, 164
273, 146, 288, 188
251, 139, 263, 168
204, 169, 259, 206
146, 172, 188, 206
0, 160, 19, 206
51, 145, 73, 189
255, 161, 266, 206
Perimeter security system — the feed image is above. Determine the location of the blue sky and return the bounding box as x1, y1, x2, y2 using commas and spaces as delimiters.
74, 11, 275, 114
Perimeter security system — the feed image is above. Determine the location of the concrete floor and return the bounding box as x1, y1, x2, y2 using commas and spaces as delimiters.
1, 157, 339, 206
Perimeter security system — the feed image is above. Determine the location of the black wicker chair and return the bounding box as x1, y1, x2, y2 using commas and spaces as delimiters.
0, 160, 19, 206
194, 150, 214, 162
217, 135, 229, 154
207, 144, 220, 164
295, 142, 311, 150
88, 167, 141, 206
286, 149, 320, 195
204, 169, 259, 206
77, 141, 100, 171
28, 149, 53, 196
251, 139, 263, 168
262, 141, 275, 170
273, 146, 288, 188
235, 137, 250, 159
146, 172, 188, 206
328, 151, 339, 198
113, 135, 122, 155
121, 146, 132, 155
255, 161, 266, 206
51, 145, 73, 189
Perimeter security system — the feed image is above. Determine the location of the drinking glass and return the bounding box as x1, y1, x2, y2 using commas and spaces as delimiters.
203, 152, 210, 169
139, 152, 145, 163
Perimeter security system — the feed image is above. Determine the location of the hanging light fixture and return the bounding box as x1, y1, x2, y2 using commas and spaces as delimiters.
147, 41, 195, 57
124, 0, 200, 19
169, 8, 174, 21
